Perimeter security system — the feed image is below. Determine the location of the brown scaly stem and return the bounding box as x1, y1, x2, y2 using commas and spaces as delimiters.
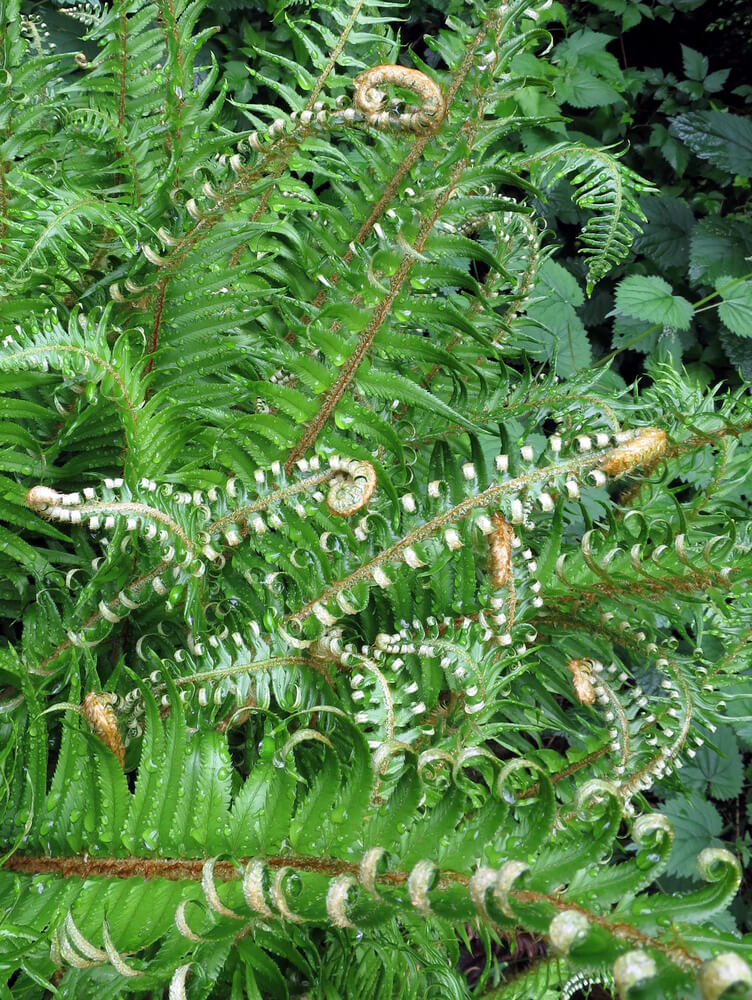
0, 852, 451, 888
143, 275, 168, 386
305, 0, 366, 108
229, 0, 366, 269
553, 567, 738, 609
284, 159, 469, 471
117, 3, 127, 127
305, 11, 492, 318
282, 19, 501, 466
0, 158, 7, 260
0, 858, 701, 971
285, 448, 632, 625
157, 0, 184, 145
304, 136, 434, 319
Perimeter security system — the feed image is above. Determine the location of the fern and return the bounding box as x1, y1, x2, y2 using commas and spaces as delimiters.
1, 0, 751, 997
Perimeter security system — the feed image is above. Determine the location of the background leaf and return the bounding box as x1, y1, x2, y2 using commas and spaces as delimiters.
614, 274, 694, 329
670, 112, 752, 177
661, 794, 724, 879
634, 196, 695, 272
680, 727, 744, 801
716, 277, 752, 338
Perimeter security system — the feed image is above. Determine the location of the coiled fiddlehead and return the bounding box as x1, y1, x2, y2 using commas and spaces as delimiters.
352, 65, 445, 133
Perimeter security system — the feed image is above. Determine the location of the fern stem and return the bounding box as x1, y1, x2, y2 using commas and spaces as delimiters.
284, 13, 499, 437
37, 562, 168, 672
513, 891, 702, 971
306, 134, 434, 318
2, 344, 137, 428
287, 452, 606, 623
0, 859, 702, 970
284, 155, 469, 470
306, 0, 366, 108
157, 0, 185, 147
208, 467, 334, 535
144, 276, 168, 384
0, 852, 411, 886
0, 156, 7, 260
117, 2, 127, 126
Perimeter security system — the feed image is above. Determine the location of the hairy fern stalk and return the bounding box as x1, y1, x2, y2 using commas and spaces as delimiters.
1, 0, 751, 997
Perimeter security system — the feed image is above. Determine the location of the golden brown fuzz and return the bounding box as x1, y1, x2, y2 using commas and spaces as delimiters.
567, 658, 596, 707
600, 428, 667, 478
81, 692, 125, 767
488, 513, 514, 590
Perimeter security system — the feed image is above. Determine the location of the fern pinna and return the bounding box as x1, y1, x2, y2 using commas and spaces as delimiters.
1, 0, 752, 997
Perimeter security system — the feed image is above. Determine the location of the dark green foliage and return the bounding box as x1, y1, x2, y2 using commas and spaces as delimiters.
527, 3, 752, 379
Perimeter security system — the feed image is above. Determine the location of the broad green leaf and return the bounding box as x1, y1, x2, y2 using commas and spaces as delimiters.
634, 196, 695, 271
538, 259, 585, 307
720, 330, 752, 381
680, 726, 744, 801
556, 67, 623, 108
716, 277, 752, 338
690, 216, 752, 283
611, 314, 693, 359
680, 44, 708, 82
703, 68, 730, 93
614, 275, 694, 330
660, 794, 723, 879
670, 112, 752, 177
518, 302, 591, 377
515, 259, 591, 375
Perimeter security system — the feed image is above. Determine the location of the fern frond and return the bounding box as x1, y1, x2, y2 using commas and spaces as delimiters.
515, 143, 658, 294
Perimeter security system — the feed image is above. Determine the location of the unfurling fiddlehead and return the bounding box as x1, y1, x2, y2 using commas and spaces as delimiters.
80, 691, 125, 767
352, 65, 445, 133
